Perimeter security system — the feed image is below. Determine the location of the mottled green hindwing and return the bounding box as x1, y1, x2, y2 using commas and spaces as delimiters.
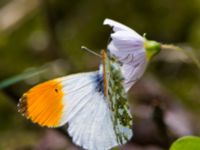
102, 50, 133, 145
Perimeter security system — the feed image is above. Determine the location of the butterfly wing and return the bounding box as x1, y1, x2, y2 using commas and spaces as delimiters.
18, 71, 118, 150
18, 77, 67, 127
61, 72, 118, 150
102, 50, 133, 144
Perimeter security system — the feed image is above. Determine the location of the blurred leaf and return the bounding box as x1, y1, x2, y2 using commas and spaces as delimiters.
170, 136, 200, 150
112, 147, 120, 150
0, 68, 46, 89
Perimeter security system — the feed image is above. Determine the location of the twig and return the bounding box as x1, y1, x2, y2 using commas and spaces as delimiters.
152, 99, 171, 148
161, 44, 200, 69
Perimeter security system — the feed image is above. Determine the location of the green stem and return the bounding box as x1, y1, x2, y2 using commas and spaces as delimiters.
161, 44, 200, 69
112, 147, 120, 150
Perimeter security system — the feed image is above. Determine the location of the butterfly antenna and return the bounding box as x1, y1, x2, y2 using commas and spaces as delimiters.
81, 46, 101, 57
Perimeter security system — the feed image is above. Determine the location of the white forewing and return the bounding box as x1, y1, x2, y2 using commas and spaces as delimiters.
59, 72, 118, 150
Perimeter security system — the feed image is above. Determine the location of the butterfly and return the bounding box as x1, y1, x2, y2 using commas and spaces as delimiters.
18, 18, 161, 150
18, 50, 132, 150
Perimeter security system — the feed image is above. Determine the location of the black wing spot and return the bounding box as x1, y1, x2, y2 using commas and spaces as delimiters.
55, 88, 58, 93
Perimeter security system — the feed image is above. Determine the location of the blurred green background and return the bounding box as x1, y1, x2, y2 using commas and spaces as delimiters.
0, 0, 200, 150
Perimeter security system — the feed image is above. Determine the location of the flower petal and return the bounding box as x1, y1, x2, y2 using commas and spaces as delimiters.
110, 30, 144, 52
104, 18, 139, 35
104, 18, 147, 92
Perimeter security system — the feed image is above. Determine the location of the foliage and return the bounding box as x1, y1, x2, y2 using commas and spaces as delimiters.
170, 136, 200, 150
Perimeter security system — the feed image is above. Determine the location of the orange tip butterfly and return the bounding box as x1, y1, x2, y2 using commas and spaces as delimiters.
18, 50, 132, 150
18, 18, 161, 150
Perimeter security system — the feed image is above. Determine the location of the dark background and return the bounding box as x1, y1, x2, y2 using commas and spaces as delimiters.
0, 0, 200, 149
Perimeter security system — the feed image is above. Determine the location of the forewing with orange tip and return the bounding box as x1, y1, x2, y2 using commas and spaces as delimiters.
18, 71, 119, 150
18, 50, 131, 149
18, 79, 65, 127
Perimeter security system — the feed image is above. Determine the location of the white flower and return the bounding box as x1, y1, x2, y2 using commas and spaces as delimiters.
104, 19, 147, 91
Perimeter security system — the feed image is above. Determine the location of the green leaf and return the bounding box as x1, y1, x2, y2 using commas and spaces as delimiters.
0, 68, 46, 89
170, 136, 200, 150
